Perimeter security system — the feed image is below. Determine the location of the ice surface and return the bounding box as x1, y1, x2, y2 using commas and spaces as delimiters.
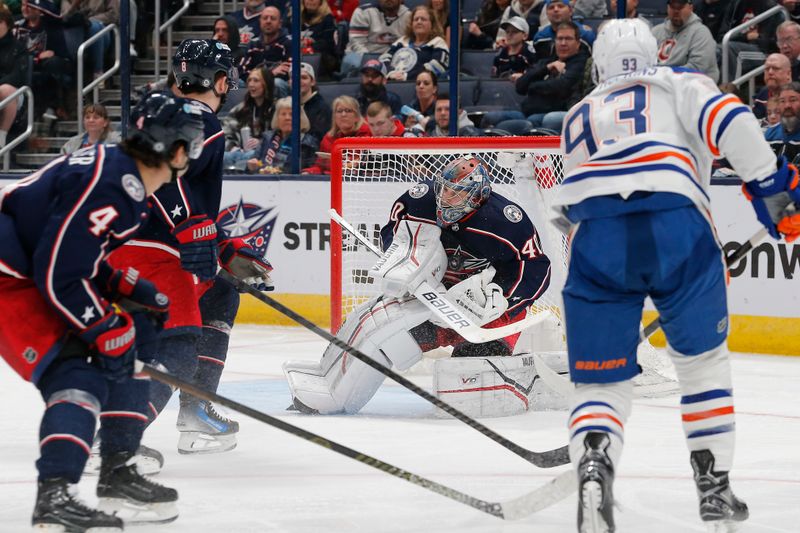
1, 325, 798, 532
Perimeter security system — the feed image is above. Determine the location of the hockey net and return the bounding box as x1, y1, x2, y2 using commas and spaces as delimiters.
330, 137, 676, 395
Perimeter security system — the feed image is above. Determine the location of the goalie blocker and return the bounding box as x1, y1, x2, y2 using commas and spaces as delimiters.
285, 220, 559, 416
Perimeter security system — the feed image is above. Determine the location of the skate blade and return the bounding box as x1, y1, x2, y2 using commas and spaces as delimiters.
705, 519, 743, 533
177, 431, 237, 455
97, 497, 178, 525
580, 481, 612, 533
32, 524, 123, 532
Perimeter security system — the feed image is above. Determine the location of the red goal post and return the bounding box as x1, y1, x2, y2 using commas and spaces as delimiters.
329, 136, 564, 332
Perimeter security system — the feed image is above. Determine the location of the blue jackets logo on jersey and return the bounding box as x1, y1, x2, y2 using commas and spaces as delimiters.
217, 198, 277, 256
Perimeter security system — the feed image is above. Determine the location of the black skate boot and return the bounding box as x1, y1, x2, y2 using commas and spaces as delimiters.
690, 450, 748, 532
577, 432, 615, 533
176, 397, 239, 454
97, 451, 178, 525
32, 477, 122, 532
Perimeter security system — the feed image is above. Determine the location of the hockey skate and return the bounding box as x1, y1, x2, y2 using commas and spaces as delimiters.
577, 432, 615, 533
32, 477, 123, 532
690, 450, 749, 532
96, 451, 178, 525
84, 439, 164, 476
176, 397, 239, 454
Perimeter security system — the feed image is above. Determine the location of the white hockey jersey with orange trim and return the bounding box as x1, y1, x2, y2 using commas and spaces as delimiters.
554, 66, 776, 213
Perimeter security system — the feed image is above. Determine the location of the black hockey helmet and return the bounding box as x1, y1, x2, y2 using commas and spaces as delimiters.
128, 91, 206, 160
173, 38, 239, 94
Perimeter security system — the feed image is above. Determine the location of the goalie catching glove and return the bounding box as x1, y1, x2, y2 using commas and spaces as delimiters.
441, 267, 509, 327
743, 156, 800, 242
219, 238, 274, 291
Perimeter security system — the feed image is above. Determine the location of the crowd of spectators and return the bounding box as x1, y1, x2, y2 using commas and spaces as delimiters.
4, 0, 800, 177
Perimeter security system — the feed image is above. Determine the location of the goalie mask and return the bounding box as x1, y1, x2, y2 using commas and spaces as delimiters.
592, 18, 657, 83
435, 156, 492, 227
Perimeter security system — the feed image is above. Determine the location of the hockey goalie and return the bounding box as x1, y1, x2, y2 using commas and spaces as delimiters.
283, 156, 554, 416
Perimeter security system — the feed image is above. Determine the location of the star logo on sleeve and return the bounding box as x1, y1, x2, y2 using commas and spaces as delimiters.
171, 204, 183, 219
81, 306, 96, 324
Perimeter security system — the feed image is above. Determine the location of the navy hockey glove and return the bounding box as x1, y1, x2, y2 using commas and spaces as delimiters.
97, 264, 170, 331
743, 157, 800, 241
219, 238, 274, 291
78, 311, 137, 382
172, 215, 219, 281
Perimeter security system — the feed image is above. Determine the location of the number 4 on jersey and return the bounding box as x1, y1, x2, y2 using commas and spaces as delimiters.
88, 206, 119, 236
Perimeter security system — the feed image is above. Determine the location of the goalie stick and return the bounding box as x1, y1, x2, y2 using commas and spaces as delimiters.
138, 362, 576, 519
218, 269, 570, 469
328, 209, 549, 344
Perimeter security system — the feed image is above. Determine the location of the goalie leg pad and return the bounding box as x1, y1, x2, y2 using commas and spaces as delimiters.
669, 342, 736, 471
285, 296, 430, 414
568, 381, 632, 471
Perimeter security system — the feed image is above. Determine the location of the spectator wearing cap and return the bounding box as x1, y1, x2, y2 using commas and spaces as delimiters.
366, 101, 406, 136
531, 0, 595, 58
240, 6, 292, 97
297, 62, 332, 142
380, 5, 449, 81
498, 21, 589, 134
752, 53, 792, 119
17, 0, 73, 122
496, 0, 545, 47
342, 0, 411, 78
776, 21, 800, 79
652, 0, 720, 82
492, 17, 537, 79
0, 4, 28, 149
213, 15, 245, 64
354, 58, 402, 115
301, 0, 338, 79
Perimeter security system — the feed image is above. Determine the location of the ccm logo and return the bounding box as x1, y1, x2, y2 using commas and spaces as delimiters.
575, 358, 627, 371
421, 291, 471, 328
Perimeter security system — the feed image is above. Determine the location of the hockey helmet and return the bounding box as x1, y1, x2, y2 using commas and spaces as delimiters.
128, 91, 206, 160
592, 18, 657, 83
173, 39, 239, 93
435, 156, 492, 227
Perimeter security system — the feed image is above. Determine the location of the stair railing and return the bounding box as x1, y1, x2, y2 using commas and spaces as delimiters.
77, 24, 121, 136
154, 0, 193, 81
0, 86, 34, 171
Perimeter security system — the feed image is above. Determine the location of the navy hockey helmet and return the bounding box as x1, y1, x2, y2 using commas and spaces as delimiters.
435, 156, 492, 227
128, 91, 206, 160
173, 38, 239, 94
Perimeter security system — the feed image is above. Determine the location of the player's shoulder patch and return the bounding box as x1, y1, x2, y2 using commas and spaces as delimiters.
408, 182, 429, 199
503, 204, 523, 223
121, 174, 145, 202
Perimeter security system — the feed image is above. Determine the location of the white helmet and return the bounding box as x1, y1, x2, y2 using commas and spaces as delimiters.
592, 18, 658, 83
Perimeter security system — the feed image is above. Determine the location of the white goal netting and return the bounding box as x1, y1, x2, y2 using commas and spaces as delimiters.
330, 137, 676, 395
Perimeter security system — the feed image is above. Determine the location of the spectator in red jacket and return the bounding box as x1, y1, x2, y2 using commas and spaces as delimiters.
303, 95, 371, 174
366, 101, 405, 136
329, 0, 358, 23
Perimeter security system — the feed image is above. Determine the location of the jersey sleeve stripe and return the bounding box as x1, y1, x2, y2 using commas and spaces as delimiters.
563, 162, 710, 202
204, 129, 225, 146
703, 95, 741, 156
463, 227, 521, 259
507, 262, 551, 313
150, 194, 176, 229
45, 145, 107, 329
713, 106, 749, 148
582, 150, 698, 176
0, 259, 26, 279
697, 93, 725, 140
177, 177, 192, 218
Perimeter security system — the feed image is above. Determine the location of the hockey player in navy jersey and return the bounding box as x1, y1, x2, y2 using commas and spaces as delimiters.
555, 19, 800, 533
284, 156, 552, 415
107, 39, 272, 457
0, 92, 205, 531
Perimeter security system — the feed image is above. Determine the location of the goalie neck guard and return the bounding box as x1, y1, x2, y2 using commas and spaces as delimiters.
435, 156, 492, 227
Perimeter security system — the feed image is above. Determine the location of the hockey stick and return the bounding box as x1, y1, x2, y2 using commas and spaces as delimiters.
138, 362, 576, 519
328, 209, 549, 344
219, 269, 569, 468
